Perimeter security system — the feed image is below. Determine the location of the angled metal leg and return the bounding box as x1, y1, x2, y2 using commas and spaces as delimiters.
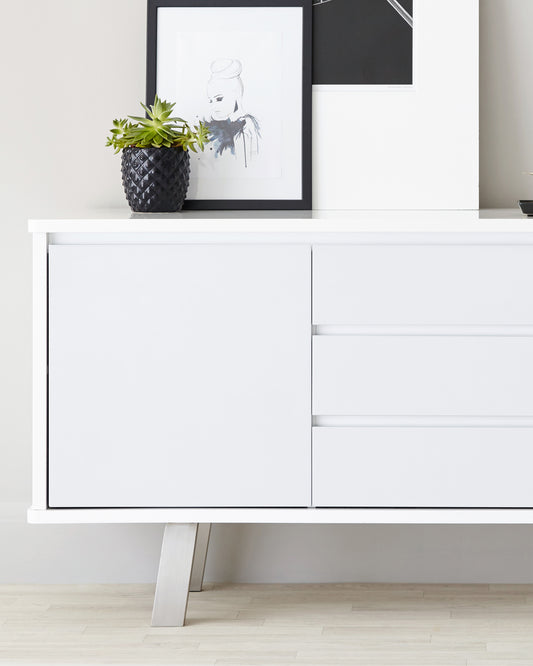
151, 523, 198, 627
189, 523, 212, 592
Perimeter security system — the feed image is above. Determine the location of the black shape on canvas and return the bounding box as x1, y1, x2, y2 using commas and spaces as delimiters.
313, 0, 413, 85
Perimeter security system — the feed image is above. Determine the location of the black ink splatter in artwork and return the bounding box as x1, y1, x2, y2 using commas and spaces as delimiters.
207, 116, 261, 165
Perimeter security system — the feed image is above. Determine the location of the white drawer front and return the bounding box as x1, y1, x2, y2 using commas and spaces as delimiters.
313, 245, 533, 326
313, 427, 533, 507
313, 336, 533, 416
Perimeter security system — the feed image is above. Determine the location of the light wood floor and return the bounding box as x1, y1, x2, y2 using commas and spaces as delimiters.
1, 583, 533, 665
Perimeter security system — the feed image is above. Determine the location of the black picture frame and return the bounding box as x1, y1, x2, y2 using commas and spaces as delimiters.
147, 0, 312, 210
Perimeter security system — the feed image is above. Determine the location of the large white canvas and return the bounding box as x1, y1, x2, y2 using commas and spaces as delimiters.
157, 7, 303, 201
313, 0, 479, 210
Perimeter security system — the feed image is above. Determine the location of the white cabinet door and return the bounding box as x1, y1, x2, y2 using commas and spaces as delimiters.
48, 244, 310, 508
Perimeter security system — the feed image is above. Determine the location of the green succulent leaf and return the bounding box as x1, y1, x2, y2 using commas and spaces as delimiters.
106, 95, 210, 153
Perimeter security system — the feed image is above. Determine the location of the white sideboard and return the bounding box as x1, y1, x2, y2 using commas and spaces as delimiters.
28, 209, 533, 626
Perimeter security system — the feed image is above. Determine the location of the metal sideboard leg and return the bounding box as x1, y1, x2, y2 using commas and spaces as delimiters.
151, 523, 198, 627
189, 523, 212, 592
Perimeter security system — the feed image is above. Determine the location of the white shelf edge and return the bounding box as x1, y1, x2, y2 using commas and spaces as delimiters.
27, 213, 533, 234
34, 223, 511, 234
27, 507, 533, 525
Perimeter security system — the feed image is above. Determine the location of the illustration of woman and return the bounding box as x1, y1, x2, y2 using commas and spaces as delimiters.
205, 58, 261, 168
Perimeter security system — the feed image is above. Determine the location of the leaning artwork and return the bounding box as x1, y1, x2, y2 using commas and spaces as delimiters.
148, 1, 311, 208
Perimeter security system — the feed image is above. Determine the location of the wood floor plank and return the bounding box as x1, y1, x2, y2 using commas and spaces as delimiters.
1, 583, 533, 664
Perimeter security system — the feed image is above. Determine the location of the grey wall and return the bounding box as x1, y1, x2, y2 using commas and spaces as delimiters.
2, 0, 533, 584
480, 0, 533, 207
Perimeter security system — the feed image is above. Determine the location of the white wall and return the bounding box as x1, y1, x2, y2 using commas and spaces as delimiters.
2, 0, 533, 584
480, 0, 533, 207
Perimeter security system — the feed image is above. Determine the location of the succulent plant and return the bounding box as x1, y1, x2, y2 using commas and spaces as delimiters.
106, 95, 209, 154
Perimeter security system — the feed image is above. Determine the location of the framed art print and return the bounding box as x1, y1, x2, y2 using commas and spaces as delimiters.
147, 0, 312, 210
312, 0, 479, 210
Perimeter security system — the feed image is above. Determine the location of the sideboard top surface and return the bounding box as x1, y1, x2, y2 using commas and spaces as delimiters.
28, 208, 533, 234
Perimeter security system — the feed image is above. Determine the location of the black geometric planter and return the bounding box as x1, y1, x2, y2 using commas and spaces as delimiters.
519, 200, 533, 217
121, 146, 190, 213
